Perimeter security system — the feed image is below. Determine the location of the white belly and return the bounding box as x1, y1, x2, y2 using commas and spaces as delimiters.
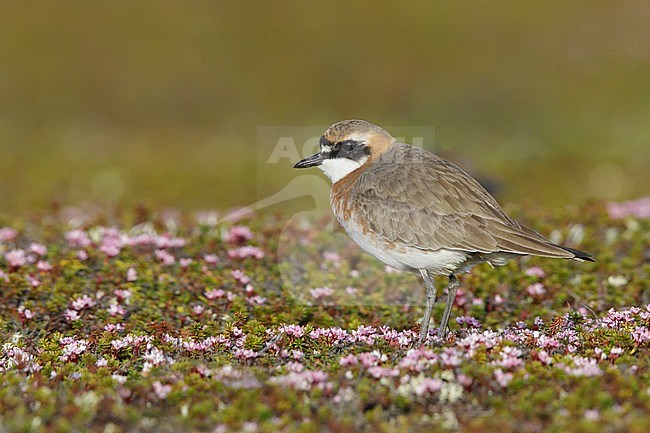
338, 215, 469, 276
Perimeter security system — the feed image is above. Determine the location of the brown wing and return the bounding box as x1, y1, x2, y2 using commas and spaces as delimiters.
351, 144, 575, 258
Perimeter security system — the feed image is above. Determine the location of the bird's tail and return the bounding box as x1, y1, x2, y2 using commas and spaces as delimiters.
559, 246, 595, 262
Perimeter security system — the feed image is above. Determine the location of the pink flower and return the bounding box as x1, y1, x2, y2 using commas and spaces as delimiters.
114, 289, 132, 302
153, 381, 172, 399
227, 246, 264, 259
494, 368, 513, 387
367, 366, 399, 379
18, 305, 35, 320
27, 275, 41, 287
65, 229, 91, 247
4, 347, 41, 373
492, 346, 523, 369
59, 337, 89, 361
457, 374, 473, 387
192, 305, 205, 316
400, 375, 444, 397
100, 244, 122, 257
37, 260, 53, 272
608, 347, 624, 360
155, 249, 176, 266
279, 324, 305, 338
225, 226, 254, 244
456, 316, 481, 328
286, 361, 304, 373
111, 334, 152, 351
357, 351, 384, 368
142, 347, 172, 372
632, 326, 650, 345
28, 242, 47, 256
153, 235, 186, 249
247, 295, 266, 305
322, 251, 341, 265
5, 249, 27, 268
525, 267, 546, 278
203, 254, 219, 265
537, 350, 553, 365
108, 301, 126, 317
71, 294, 97, 310
0, 227, 17, 242
179, 258, 193, 268
99, 228, 125, 257
231, 269, 251, 285
398, 348, 437, 372
309, 327, 350, 344
269, 370, 330, 391
205, 288, 225, 300
310, 287, 334, 299
103, 323, 124, 332
526, 283, 546, 296
76, 250, 88, 261
440, 348, 463, 367
413, 377, 443, 396
64, 309, 81, 321
563, 356, 602, 377
607, 197, 650, 219
339, 354, 359, 367
235, 348, 259, 360
352, 326, 378, 345
126, 267, 138, 282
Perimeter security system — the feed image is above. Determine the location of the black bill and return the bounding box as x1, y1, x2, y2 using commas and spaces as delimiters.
294, 152, 325, 168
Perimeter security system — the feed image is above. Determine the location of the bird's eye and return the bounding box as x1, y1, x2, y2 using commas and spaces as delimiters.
341, 140, 356, 152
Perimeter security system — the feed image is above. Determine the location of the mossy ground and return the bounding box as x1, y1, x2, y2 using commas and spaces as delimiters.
1, 201, 649, 432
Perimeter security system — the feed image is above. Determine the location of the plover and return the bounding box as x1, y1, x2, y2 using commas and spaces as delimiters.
294, 120, 594, 344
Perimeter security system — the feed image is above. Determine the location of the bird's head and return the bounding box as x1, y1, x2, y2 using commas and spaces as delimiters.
294, 120, 396, 183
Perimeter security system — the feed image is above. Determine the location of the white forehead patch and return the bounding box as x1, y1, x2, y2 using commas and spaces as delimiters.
319, 157, 367, 184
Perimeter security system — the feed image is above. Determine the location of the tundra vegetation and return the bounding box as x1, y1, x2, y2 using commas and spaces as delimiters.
1, 198, 649, 432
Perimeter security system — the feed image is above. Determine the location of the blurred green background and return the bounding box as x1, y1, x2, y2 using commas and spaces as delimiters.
1, 1, 648, 214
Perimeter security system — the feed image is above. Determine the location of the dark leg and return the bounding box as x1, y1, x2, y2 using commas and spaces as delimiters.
438, 274, 459, 339
418, 269, 437, 344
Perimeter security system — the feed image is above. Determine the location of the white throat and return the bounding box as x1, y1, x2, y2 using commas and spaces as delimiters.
318, 157, 366, 184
